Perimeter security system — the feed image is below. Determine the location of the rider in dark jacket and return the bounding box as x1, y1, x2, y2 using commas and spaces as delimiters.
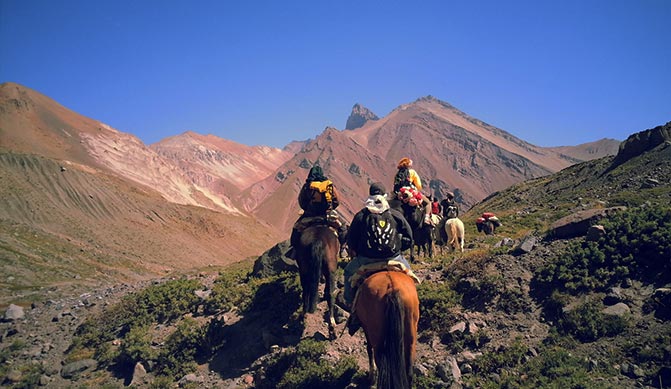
343, 182, 414, 334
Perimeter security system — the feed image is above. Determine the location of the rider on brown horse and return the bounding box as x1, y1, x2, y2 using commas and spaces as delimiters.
286, 165, 347, 259
343, 182, 416, 335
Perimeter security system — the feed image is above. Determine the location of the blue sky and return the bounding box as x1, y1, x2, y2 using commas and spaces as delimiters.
1, 1, 670, 148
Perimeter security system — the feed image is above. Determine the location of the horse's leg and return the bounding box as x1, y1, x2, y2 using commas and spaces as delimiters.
366, 337, 375, 384
325, 268, 337, 340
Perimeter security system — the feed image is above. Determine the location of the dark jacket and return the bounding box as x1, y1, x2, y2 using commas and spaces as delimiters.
347, 207, 413, 259
298, 181, 340, 217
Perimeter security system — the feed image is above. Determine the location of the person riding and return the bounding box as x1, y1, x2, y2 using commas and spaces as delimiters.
343, 182, 415, 335
431, 196, 442, 215
286, 165, 345, 259
393, 157, 433, 225
440, 191, 459, 219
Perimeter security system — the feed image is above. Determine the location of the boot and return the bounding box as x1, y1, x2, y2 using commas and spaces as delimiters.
346, 311, 361, 335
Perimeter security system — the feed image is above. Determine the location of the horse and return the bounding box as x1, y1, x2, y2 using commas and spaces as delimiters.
295, 223, 340, 339
398, 202, 434, 261
354, 271, 420, 388
444, 217, 465, 253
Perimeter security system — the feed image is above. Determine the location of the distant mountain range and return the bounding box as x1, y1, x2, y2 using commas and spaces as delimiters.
0, 82, 621, 300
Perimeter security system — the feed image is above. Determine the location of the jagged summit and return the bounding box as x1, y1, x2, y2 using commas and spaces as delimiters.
345, 103, 379, 130
609, 121, 671, 170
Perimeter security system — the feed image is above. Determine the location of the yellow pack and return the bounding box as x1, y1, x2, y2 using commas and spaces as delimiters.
309, 180, 334, 203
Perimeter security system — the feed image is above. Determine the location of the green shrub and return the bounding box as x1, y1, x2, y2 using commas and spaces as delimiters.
417, 281, 460, 335
117, 325, 156, 367
557, 300, 629, 342
534, 206, 671, 297
69, 278, 202, 368
467, 341, 611, 388
259, 339, 359, 389
156, 317, 204, 378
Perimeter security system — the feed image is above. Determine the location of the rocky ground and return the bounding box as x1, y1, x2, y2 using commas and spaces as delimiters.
1, 229, 668, 388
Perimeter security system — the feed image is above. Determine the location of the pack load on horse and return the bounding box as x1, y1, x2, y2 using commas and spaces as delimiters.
344, 183, 420, 335
354, 271, 420, 388
476, 212, 501, 235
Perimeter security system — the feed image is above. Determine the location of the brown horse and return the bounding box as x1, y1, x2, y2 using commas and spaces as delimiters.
295, 224, 340, 339
354, 271, 420, 388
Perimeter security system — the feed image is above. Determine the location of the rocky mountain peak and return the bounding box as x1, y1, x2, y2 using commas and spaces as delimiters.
345, 103, 379, 130
609, 121, 671, 169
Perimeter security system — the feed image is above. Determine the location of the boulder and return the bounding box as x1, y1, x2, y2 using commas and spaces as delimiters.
549, 207, 626, 239
252, 240, 296, 278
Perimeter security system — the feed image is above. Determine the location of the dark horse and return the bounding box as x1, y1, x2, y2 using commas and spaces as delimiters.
355, 271, 420, 388
295, 223, 340, 339
390, 199, 434, 261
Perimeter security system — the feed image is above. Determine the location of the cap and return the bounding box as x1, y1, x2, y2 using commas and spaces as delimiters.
369, 182, 386, 196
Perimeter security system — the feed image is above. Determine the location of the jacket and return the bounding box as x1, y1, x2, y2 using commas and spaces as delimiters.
298, 181, 340, 217
347, 207, 413, 259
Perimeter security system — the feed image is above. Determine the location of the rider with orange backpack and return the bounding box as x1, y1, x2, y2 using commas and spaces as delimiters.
286, 165, 346, 259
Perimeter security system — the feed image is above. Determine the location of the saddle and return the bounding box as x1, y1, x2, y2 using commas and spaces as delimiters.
349, 260, 421, 290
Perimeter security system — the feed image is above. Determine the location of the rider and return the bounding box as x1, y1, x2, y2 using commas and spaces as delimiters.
393, 157, 433, 225
431, 196, 442, 215
286, 165, 345, 259
440, 191, 459, 219
343, 182, 414, 335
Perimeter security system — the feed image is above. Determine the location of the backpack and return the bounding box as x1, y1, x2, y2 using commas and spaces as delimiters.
364, 210, 400, 258
308, 180, 334, 206
393, 167, 412, 193
446, 205, 458, 219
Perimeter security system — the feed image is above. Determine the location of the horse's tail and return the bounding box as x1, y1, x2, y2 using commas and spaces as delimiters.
305, 238, 325, 313
449, 220, 458, 248
377, 290, 410, 389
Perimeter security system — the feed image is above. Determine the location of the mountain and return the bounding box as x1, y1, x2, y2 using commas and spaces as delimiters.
345, 103, 379, 130
150, 131, 294, 205
248, 96, 620, 232
0, 82, 621, 301
0, 83, 283, 304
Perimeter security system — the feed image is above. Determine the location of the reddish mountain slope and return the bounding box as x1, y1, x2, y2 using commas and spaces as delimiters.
150, 131, 293, 202
248, 97, 620, 233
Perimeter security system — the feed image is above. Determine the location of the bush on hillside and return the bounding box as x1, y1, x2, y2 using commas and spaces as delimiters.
68, 278, 202, 371
534, 206, 671, 296
259, 339, 359, 389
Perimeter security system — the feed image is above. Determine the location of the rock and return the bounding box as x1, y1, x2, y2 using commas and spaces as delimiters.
243, 374, 254, 385
4, 304, 25, 321
61, 359, 97, 378
586, 225, 606, 241
449, 321, 466, 334
436, 356, 461, 384
345, 103, 379, 130
610, 122, 671, 170
603, 287, 623, 305
513, 235, 537, 255
130, 362, 147, 386
179, 373, 204, 386
647, 288, 671, 320
602, 302, 630, 317
6, 369, 22, 383
549, 207, 627, 239
252, 241, 296, 278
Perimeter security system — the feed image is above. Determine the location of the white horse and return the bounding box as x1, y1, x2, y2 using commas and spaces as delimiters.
444, 217, 465, 253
